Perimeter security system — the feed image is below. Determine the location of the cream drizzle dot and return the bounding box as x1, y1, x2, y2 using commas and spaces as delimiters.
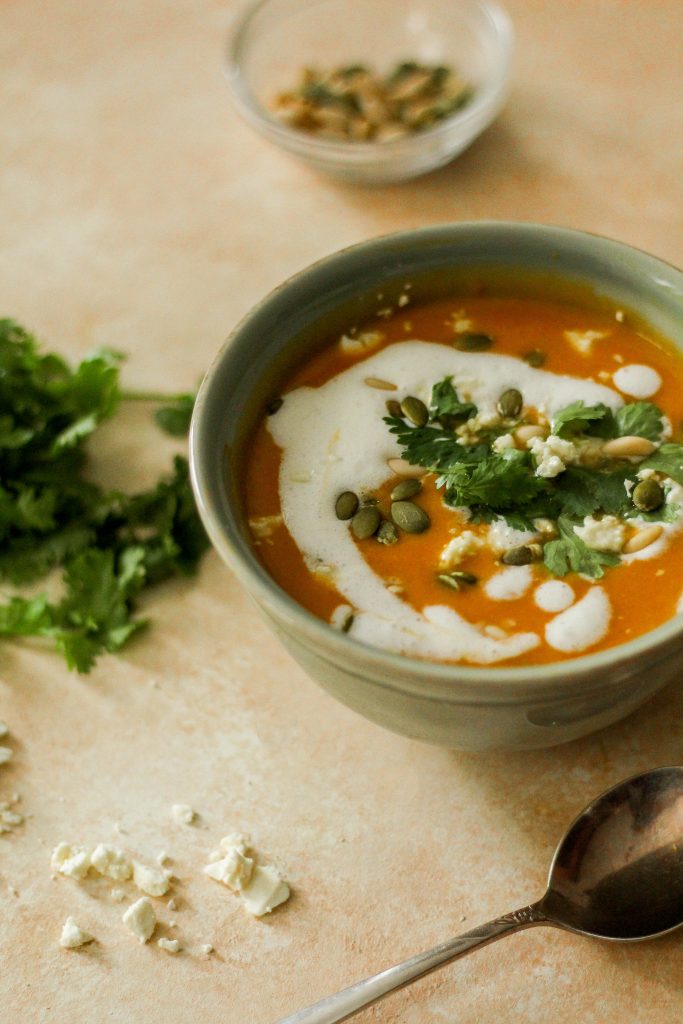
612, 364, 661, 399
534, 580, 575, 613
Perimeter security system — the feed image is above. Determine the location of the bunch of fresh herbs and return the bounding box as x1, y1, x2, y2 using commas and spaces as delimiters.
0, 319, 208, 672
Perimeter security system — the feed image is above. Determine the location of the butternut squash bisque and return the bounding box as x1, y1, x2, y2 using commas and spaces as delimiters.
244, 293, 683, 666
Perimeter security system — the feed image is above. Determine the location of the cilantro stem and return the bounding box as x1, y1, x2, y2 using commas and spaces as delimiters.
121, 390, 191, 403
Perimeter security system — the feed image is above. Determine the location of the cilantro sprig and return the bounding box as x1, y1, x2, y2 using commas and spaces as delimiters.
0, 319, 208, 672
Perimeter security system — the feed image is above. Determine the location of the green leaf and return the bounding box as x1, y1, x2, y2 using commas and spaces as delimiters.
552, 401, 613, 438
613, 401, 664, 442
554, 467, 632, 519
384, 416, 483, 473
0, 595, 53, 635
428, 377, 477, 424
543, 516, 621, 579
440, 450, 549, 511
154, 394, 195, 437
640, 443, 683, 485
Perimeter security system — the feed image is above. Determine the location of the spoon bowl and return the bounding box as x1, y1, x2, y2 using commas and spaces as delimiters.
277, 766, 683, 1024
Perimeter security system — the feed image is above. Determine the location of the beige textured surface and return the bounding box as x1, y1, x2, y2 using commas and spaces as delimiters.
1, 1, 683, 1021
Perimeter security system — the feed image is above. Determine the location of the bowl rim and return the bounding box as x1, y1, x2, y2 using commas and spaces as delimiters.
224, 0, 515, 157
190, 220, 683, 699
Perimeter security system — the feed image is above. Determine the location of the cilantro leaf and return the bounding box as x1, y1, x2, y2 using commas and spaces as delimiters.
440, 450, 549, 511
384, 416, 483, 473
552, 401, 613, 438
640, 443, 683, 485
429, 377, 477, 424
154, 394, 195, 437
554, 466, 633, 519
613, 401, 664, 442
543, 516, 621, 579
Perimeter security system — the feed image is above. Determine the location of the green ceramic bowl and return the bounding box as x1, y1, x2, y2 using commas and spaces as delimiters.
190, 222, 683, 750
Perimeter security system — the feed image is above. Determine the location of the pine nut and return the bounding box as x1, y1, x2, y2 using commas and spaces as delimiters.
623, 524, 663, 553
387, 457, 427, 478
364, 377, 397, 390
515, 424, 546, 443
601, 435, 656, 458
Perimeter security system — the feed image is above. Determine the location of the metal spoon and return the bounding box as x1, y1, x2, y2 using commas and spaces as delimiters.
276, 765, 683, 1024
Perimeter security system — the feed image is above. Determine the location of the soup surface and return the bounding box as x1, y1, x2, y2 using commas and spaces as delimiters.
244, 293, 683, 666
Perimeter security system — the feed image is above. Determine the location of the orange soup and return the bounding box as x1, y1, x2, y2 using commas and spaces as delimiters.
244, 292, 683, 666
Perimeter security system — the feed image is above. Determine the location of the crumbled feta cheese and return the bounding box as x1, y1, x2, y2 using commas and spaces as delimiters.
564, 329, 606, 355
665, 480, 683, 512
439, 531, 483, 569
204, 834, 254, 892
0, 746, 12, 766
528, 434, 577, 478
487, 519, 538, 555
574, 515, 625, 552
241, 865, 290, 917
132, 861, 170, 897
248, 515, 283, 540
171, 804, 196, 826
0, 722, 8, 739
157, 937, 180, 954
199, 943, 214, 956
51, 843, 92, 880
0, 798, 24, 834
123, 897, 156, 944
339, 330, 384, 355
91, 844, 133, 881
60, 917, 95, 949
492, 432, 515, 453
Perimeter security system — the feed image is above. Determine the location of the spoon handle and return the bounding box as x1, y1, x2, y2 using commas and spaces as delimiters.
274, 902, 547, 1024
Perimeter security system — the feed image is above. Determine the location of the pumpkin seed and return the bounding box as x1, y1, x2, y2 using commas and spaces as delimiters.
364, 377, 397, 390
437, 571, 477, 591
523, 349, 546, 367
335, 491, 359, 520
351, 505, 381, 539
267, 397, 283, 415
453, 332, 493, 352
391, 500, 430, 534
376, 521, 399, 545
497, 388, 523, 418
632, 478, 664, 512
501, 543, 542, 566
385, 399, 403, 418
400, 395, 428, 427
391, 478, 422, 501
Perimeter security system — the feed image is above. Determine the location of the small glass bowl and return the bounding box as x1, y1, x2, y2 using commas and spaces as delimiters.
225, 0, 514, 184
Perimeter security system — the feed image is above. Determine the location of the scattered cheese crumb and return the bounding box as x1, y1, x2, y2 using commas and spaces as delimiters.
51, 843, 92, 880
241, 865, 291, 918
0, 747, 13, 766
339, 330, 384, 355
199, 943, 214, 956
487, 519, 538, 555
492, 432, 515, 453
156, 851, 171, 866
0, 722, 8, 739
528, 434, 577, 478
248, 515, 283, 540
0, 802, 24, 833
204, 834, 290, 917
60, 917, 95, 949
439, 531, 483, 569
171, 804, 196, 826
157, 937, 180, 954
564, 329, 606, 355
574, 515, 625, 552
123, 897, 156, 944
132, 861, 170, 897
91, 844, 133, 881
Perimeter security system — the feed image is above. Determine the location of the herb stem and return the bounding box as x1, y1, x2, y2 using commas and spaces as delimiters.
121, 390, 190, 403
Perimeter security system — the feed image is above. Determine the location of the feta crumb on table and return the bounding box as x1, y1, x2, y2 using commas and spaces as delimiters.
132, 860, 170, 897
0, 746, 13, 766
157, 937, 180, 954
91, 844, 132, 881
122, 897, 157, 943
171, 803, 196, 826
51, 843, 92, 880
204, 834, 290, 916
59, 917, 95, 949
